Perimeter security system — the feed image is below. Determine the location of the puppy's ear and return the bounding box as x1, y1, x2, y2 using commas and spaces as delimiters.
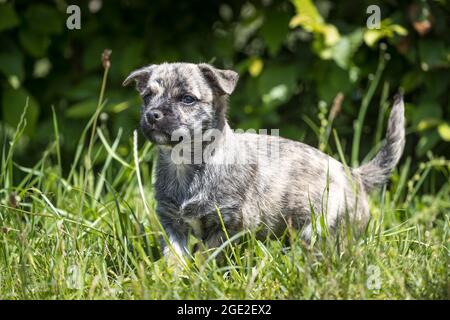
122, 65, 154, 94
198, 63, 239, 96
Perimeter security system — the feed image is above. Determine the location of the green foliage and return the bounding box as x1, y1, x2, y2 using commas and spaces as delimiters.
0, 3, 19, 32
0, 0, 449, 166
2, 87, 39, 135
0, 51, 24, 87
363, 19, 408, 47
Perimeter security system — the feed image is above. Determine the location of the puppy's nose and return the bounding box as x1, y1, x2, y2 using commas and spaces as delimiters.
146, 110, 164, 124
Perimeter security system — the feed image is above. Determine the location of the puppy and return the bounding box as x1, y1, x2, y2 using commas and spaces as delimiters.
123, 63, 405, 259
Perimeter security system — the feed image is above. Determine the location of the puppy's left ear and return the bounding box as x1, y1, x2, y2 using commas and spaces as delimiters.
122, 65, 154, 94
198, 63, 239, 96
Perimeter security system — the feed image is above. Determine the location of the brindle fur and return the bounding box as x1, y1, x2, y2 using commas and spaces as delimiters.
123, 62, 405, 259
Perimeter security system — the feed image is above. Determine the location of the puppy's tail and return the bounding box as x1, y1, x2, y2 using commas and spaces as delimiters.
355, 94, 405, 192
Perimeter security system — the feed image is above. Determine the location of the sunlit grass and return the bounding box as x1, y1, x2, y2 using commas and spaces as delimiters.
0, 65, 448, 300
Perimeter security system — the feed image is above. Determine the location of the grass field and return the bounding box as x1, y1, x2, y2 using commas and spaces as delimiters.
0, 69, 448, 300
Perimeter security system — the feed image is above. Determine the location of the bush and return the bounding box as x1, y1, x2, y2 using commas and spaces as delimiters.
0, 0, 449, 171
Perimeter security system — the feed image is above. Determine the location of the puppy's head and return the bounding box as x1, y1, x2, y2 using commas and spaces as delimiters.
123, 63, 238, 146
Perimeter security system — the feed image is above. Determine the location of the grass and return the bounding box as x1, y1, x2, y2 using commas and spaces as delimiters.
0, 63, 449, 300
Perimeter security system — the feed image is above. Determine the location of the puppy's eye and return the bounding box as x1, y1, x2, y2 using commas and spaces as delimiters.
181, 94, 196, 105
142, 92, 153, 104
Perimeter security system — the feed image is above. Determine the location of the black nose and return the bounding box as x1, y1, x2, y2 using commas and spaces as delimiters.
146, 110, 164, 124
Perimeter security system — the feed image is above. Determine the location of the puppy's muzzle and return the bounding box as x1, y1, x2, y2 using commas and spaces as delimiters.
145, 109, 164, 124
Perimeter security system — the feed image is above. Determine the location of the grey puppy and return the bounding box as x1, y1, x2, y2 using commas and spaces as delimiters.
123, 62, 405, 259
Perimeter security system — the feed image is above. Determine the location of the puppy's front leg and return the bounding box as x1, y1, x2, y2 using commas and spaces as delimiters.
161, 224, 189, 266
204, 229, 226, 249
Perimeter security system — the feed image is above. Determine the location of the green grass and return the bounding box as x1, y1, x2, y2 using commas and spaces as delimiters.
0, 67, 448, 300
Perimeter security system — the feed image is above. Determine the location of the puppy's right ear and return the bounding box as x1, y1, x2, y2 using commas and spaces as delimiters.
122, 65, 154, 94
198, 63, 239, 96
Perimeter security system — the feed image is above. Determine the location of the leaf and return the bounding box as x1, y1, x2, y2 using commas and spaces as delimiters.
66, 100, 98, 119
33, 58, 52, 78
416, 130, 440, 157
234, 13, 264, 50
19, 29, 51, 57
437, 123, 450, 141
259, 11, 290, 56
418, 40, 449, 71
120, 41, 146, 76
363, 19, 409, 47
290, 0, 324, 29
25, 4, 63, 35
317, 62, 352, 103
290, 0, 340, 46
391, 24, 408, 36
108, 101, 130, 113
65, 77, 102, 100
417, 119, 440, 131
262, 84, 288, 106
290, 0, 341, 62
258, 64, 297, 109
363, 29, 383, 47
0, 52, 25, 86
401, 70, 424, 93
412, 101, 442, 126
248, 57, 264, 77
331, 29, 364, 69
66, 99, 130, 119
0, 4, 19, 32
322, 25, 340, 46
83, 38, 109, 71
1, 87, 40, 135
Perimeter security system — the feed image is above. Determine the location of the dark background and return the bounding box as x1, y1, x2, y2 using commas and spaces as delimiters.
0, 0, 449, 171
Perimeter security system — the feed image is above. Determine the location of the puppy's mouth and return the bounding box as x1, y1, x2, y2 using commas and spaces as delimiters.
141, 124, 183, 146
141, 125, 168, 144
